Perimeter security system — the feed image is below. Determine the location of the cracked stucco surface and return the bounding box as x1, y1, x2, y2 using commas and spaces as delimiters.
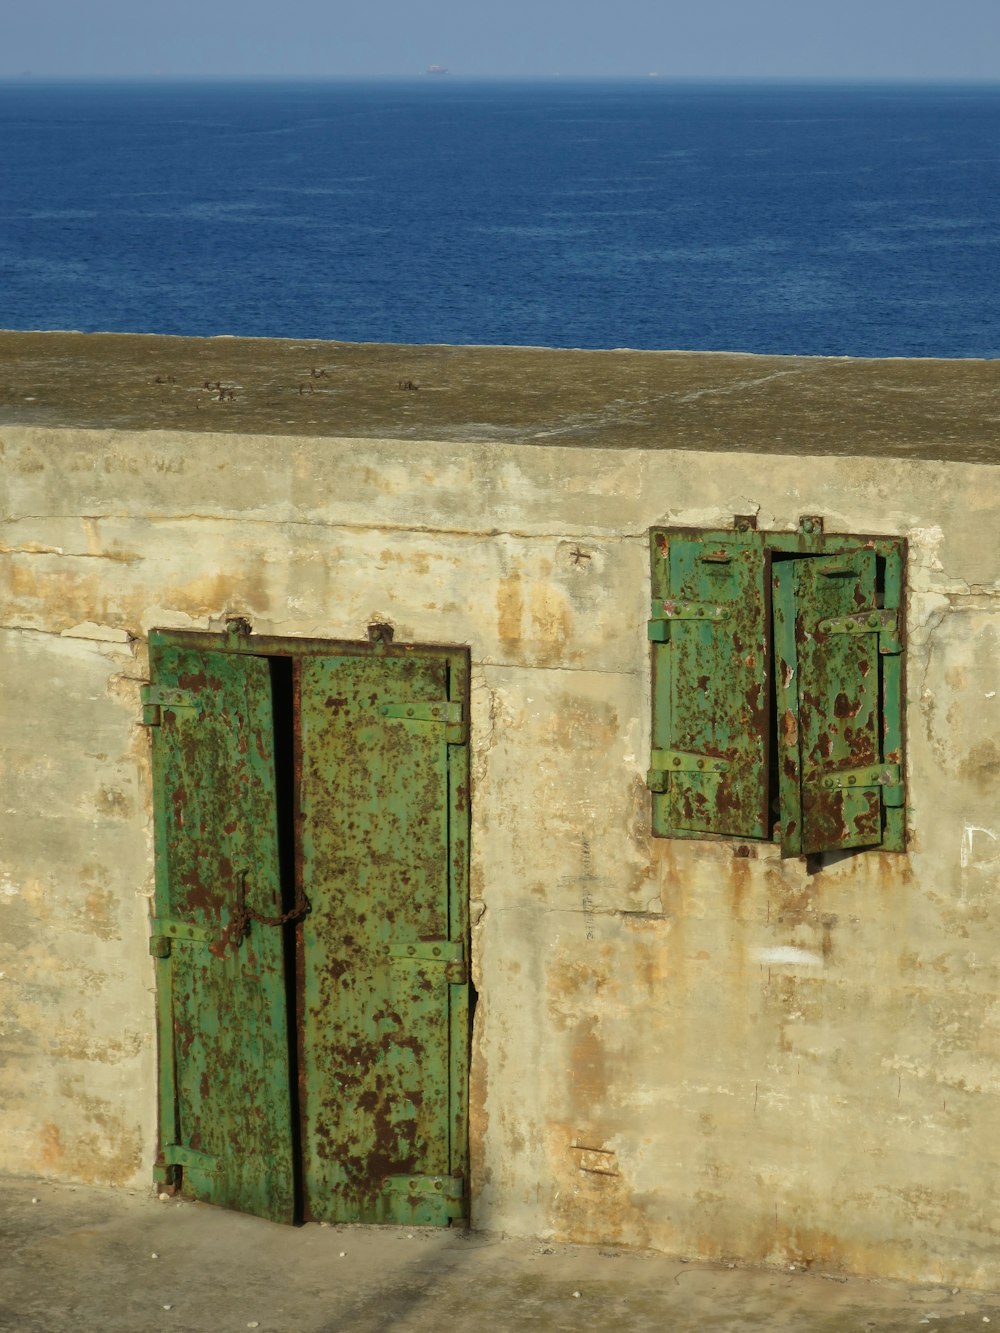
1, 335, 999, 1290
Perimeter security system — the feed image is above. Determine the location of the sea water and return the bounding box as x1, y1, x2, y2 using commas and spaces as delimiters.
1, 78, 998, 356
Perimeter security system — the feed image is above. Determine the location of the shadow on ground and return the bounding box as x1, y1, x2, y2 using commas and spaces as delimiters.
1, 1176, 998, 1333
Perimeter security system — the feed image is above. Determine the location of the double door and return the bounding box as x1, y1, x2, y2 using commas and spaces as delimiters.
144, 631, 470, 1226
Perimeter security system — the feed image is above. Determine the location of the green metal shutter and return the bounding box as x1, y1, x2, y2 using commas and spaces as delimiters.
773, 551, 900, 856
649, 531, 770, 840
145, 645, 295, 1223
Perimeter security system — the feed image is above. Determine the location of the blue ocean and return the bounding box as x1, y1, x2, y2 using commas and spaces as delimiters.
1, 79, 998, 357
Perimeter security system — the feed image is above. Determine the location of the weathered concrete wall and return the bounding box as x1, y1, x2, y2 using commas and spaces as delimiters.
2, 408, 999, 1287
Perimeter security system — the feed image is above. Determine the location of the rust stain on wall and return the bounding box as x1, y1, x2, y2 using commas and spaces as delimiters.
496, 573, 524, 648
528, 583, 572, 664
547, 1123, 656, 1251
541, 695, 620, 753
958, 739, 1000, 791
38, 1122, 65, 1171
82, 885, 119, 941
170, 567, 270, 617
33, 1110, 143, 1186
94, 785, 131, 819
569, 1015, 608, 1112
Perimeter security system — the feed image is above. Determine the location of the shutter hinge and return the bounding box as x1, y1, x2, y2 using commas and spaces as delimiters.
808, 763, 901, 790
647, 749, 729, 791
817, 610, 902, 655
648, 599, 731, 640
139, 685, 202, 727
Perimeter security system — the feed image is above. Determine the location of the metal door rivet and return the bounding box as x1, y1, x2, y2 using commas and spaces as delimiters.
672, 757, 681, 767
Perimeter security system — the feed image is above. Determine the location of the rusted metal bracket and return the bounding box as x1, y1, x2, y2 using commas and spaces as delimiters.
648, 599, 730, 640
163, 1144, 216, 1173
818, 610, 896, 633
809, 763, 901, 790
818, 610, 902, 655
380, 701, 462, 722
139, 685, 202, 727
380, 700, 466, 744
390, 938, 467, 984
647, 749, 728, 791
149, 919, 214, 956
383, 1173, 464, 1219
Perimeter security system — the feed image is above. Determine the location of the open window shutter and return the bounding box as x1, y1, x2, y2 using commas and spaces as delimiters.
773, 551, 897, 857
649, 532, 769, 839
146, 644, 295, 1223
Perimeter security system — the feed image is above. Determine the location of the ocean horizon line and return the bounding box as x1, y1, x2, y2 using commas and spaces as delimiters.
3, 73, 1000, 89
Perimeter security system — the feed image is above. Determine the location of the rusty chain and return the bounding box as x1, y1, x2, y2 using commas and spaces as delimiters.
223, 869, 310, 951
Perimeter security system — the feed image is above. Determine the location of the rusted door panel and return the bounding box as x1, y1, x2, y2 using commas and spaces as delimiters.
650, 534, 769, 839
148, 646, 295, 1223
298, 653, 466, 1225
773, 552, 883, 856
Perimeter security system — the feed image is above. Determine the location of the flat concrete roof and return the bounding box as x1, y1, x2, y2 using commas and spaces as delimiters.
1, 330, 998, 463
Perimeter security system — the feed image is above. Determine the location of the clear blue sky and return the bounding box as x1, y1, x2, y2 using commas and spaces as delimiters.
2, 0, 999, 80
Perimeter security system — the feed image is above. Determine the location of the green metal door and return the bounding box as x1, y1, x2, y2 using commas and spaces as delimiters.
146, 642, 295, 1223
298, 650, 470, 1225
145, 633, 470, 1227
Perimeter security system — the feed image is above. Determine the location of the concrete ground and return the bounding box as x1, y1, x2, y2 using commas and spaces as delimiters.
2, 1176, 999, 1333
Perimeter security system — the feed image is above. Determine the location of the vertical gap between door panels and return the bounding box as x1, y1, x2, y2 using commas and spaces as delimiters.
269, 654, 305, 1225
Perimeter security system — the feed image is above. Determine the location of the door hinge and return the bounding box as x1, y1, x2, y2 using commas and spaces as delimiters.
149, 919, 214, 956
379, 700, 466, 743
390, 938, 467, 984
648, 599, 731, 640
383, 1174, 465, 1219
163, 1144, 216, 1172
647, 749, 728, 791
139, 685, 202, 727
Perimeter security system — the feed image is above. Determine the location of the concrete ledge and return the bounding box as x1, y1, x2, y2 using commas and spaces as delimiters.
1, 329, 998, 462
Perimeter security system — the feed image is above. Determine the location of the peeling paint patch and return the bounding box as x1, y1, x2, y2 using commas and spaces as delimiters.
754, 947, 824, 967
62, 622, 133, 643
